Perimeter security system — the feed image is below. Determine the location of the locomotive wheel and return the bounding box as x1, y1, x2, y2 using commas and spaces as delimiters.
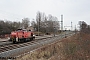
31, 37, 33, 41
13, 41, 16, 44
32, 36, 35, 40
29, 38, 32, 41
24, 38, 26, 42
31, 37, 33, 40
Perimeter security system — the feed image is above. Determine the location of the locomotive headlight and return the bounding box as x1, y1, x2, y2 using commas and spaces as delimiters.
33, 35, 35, 37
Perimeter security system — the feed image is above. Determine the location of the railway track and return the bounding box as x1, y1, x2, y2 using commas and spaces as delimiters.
0, 36, 58, 59
0, 35, 53, 47
0, 35, 53, 53
0, 31, 74, 59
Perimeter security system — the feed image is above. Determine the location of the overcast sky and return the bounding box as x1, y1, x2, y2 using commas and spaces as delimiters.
0, 0, 90, 30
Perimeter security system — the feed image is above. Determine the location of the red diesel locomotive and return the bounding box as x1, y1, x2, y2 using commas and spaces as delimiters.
10, 29, 35, 43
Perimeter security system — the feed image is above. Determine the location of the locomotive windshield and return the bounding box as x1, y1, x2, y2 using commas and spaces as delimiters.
17, 28, 22, 31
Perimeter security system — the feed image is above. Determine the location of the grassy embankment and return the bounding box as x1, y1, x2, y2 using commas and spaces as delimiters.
17, 33, 90, 60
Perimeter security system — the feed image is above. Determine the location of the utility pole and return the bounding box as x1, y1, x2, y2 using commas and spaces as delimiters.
38, 21, 39, 36
75, 25, 76, 34
60, 14, 63, 38
54, 27, 55, 37
71, 22, 72, 31
38, 14, 41, 36
38, 19, 40, 36
61, 15, 63, 32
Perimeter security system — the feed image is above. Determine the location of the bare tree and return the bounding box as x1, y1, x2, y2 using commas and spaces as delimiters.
79, 21, 90, 33
47, 14, 60, 33
31, 11, 60, 34
22, 18, 30, 29
36, 11, 42, 35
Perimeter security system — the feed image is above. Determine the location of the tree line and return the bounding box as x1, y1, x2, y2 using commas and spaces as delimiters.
0, 11, 60, 35
79, 21, 90, 33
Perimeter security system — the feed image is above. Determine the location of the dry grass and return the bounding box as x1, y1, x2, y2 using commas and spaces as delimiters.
16, 40, 64, 60
16, 33, 90, 60
58, 33, 90, 60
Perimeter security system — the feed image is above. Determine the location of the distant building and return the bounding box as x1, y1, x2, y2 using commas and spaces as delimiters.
27, 26, 34, 31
